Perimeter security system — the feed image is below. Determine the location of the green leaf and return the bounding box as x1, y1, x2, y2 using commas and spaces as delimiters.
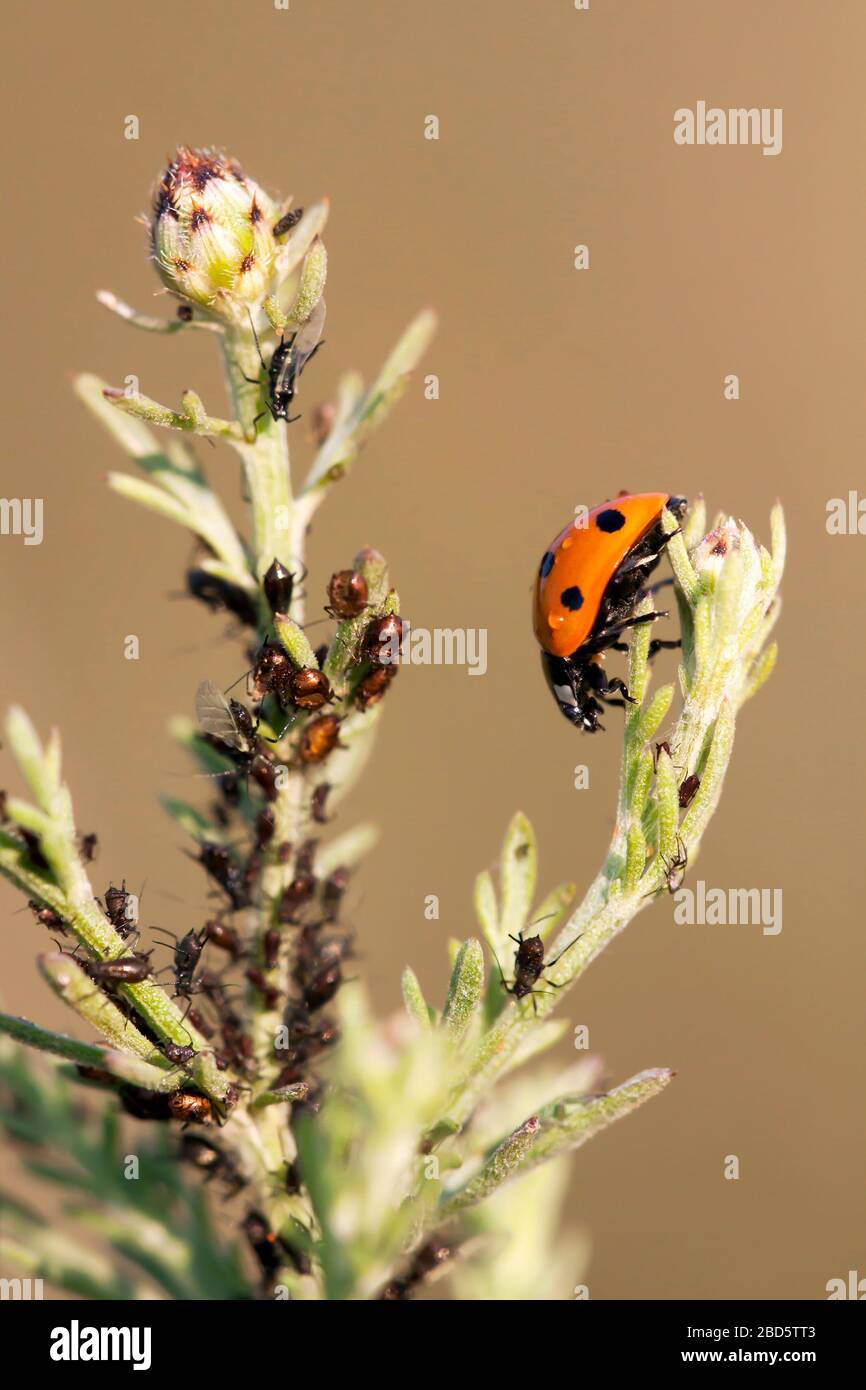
441, 940, 484, 1044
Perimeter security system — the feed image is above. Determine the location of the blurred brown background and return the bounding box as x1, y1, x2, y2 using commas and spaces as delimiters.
2, 0, 864, 1299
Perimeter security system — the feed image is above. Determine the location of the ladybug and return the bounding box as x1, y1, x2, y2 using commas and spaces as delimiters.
534, 493, 687, 731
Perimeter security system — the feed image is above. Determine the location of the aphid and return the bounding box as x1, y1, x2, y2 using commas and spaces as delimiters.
196, 680, 256, 761
245, 966, 280, 1011
203, 918, 243, 959
661, 836, 688, 893
179, 1133, 245, 1194
84, 951, 153, 985
326, 569, 368, 620
168, 1092, 213, 1125
363, 613, 404, 668
356, 664, 396, 711
153, 924, 210, 1000
163, 1040, 197, 1066
20, 828, 49, 872
274, 1015, 338, 1084
272, 206, 303, 237
186, 570, 259, 628
28, 899, 66, 933
186, 1006, 214, 1040
678, 774, 701, 809
199, 972, 255, 1076
198, 841, 249, 910
299, 715, 341, 765
288, 668, 333, 711
263, 557, 295, 615
255, 807, 276, 849
80, 833, 99, 863
497, 931, 581, 1011
263, 927, 281, 970
177, 303, 194, 323
534, 494, 687, 731
279, 872, 317, 921
653, 740, 672, 770
75, 1064, 118, 1089
310, 401, 335, 446
321, 867, 350, 918
251, 644, 332, 712
302, 959, 342, 1012
311, 784, 332, 824
379, 1235, 454, 1300
247, 299, 326, 428
296, 840, 317, 875
103, 880, 137, 938
119, 1086, 174, 1121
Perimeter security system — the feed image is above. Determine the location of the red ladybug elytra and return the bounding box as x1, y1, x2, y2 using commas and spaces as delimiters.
533, 492, 686, 732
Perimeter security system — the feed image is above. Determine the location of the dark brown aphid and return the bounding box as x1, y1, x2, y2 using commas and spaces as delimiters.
179, 1133, 245, 1194
363, 613, 404, 668
28, 899, 66, 933
279, 872, 317, 921
186, 1006, 214, 1040
311, 784, 331, 825
186, 570, 259, 628
263, 927, 281, 970
678, 774, 700, 809
356, 664, 396, 711
80, 833, 99, 863
198, 841, 249, 910
249, 753, 281, 802
153, 924, 210, 1000
75, 1064, 118, 1088
274, 1015, 338, 1084
499, 930, 580, 1008
203, 919, 242, 959
299, 715, 340, 765
263, 557, 295, 615
20, 829, 50, 872
246, 966, 280, 1010
321, 867, 350, 918
296, 840, 318, 875
273, 206, 304, 237
84, 951, 153, 985
326, 569, 368, 620
255, 807, 276, 849
177, 303, 194, 323
303, 960, 341, 1012
103, 880, 136, 937
119, 1086, 173, 1121
251, 641, 292, 702
289, 668, 332, 711
653, 740, 672, 771
168, 1092, 213, 1125
310, 401, 335, 446
379, 1235, 454, 1300
199, 972, 256, 1076
163, 1040, 197, 1066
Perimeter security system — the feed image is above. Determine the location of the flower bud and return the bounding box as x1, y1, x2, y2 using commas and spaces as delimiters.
151, 147, 280, 323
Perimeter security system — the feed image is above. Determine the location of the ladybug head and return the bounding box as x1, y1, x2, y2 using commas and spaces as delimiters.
540, 653, 604, 733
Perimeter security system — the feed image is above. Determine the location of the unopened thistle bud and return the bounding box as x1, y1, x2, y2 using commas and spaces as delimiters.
151, 147, 281, 323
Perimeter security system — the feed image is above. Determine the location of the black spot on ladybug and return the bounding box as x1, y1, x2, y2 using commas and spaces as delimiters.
596, 508, 626, 533
560, 585, 584, 612
539, 551, 555, 579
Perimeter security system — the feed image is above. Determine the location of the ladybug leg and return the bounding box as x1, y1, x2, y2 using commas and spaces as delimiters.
587, 609, 669, 649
